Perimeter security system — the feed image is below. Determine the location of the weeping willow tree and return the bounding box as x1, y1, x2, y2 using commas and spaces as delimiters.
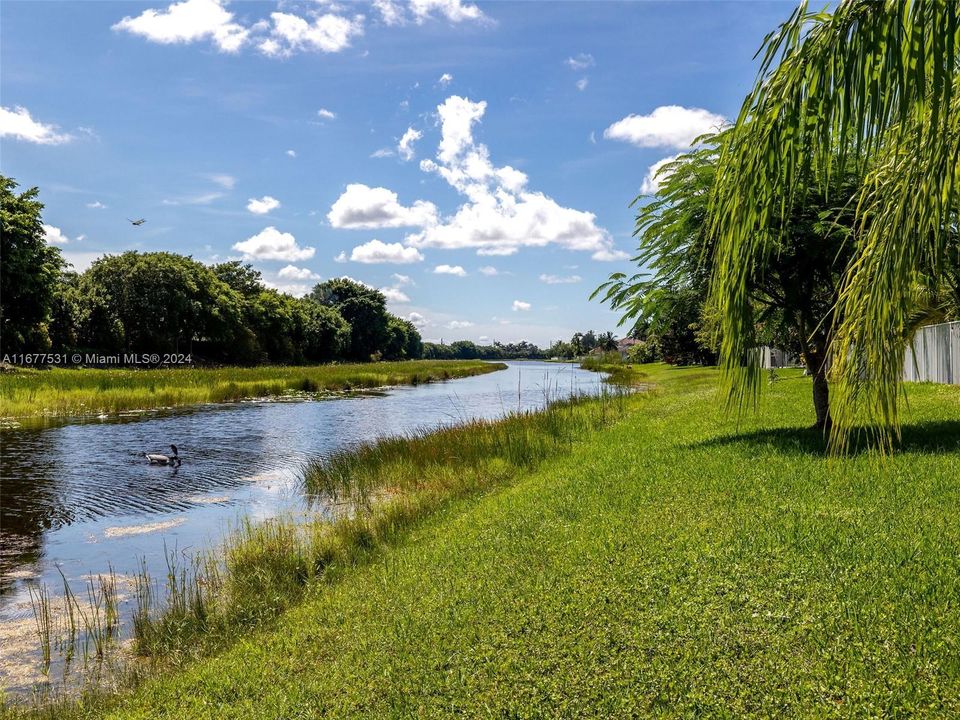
710, 0, 960, 449
594, 137, 861, 429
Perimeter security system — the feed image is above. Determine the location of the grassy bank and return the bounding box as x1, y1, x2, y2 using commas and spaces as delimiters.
122, 388, 630, 666
9, 365, 960, 717
0, 361, 504, 419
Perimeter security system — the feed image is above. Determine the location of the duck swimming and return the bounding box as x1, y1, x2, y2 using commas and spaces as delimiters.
147, 444, 181, 466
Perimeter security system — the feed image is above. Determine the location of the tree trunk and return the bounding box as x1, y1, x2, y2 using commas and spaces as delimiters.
805, 349, 831, 433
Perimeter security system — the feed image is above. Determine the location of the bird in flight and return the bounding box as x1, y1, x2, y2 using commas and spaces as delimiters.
127, 218, 146, 226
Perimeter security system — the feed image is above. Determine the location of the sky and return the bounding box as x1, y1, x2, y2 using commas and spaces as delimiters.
0, 0, 797, 346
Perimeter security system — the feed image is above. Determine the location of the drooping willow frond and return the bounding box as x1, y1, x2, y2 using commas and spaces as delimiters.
830, 81, 960, 451
708, 0, 960, 447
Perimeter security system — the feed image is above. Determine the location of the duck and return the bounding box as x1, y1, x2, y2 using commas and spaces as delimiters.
147, 444, 181, 466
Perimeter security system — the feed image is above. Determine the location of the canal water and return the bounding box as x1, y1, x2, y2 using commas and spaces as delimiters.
0, 361, 606, 690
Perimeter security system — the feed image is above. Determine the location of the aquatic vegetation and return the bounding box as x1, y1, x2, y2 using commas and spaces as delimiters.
0, 361, 503, 420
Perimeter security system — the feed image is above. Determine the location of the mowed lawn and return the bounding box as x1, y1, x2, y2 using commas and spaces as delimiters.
78, 367, 960, 717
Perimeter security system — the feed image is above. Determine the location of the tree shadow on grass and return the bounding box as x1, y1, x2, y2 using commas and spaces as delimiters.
690, 420, 960, 458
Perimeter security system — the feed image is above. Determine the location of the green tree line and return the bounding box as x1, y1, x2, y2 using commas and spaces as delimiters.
1, 176, 420, 364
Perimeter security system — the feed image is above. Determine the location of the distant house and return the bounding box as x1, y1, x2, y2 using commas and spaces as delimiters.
616, 337, 642, 360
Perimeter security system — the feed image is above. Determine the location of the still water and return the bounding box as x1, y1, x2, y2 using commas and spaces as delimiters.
0, 361, 605, 689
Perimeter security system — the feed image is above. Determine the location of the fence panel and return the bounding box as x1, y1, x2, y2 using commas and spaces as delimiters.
904, 321, 960, 384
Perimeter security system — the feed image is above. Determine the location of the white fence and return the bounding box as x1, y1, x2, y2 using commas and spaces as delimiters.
904, 321, 960, 384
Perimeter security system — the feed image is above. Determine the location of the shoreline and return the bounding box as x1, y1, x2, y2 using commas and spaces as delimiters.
0, 360, 506, 422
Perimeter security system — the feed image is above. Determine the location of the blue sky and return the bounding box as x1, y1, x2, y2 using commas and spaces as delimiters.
1, 0, 796, 346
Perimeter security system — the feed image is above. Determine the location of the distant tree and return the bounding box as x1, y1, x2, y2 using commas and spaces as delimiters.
381, 315, 419, 360
48, 271, 82, 349
212, 261, 264, 298
298, 300, 351, 362
581, 330, 597, 353
448, 340, 478, 360
402, 320, 423, 359
547, 339, 574, 358
78, 252, 244, 354
311, 278, 389, 361
598, 331, 618, 352
0, 176, 65, 352
571, 333, 584, 356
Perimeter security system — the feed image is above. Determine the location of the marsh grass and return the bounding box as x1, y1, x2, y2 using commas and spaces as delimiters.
18, 567, 125, 701
0, 361, 503, 419
123, 387, 631, 664
580, 352, 650, 387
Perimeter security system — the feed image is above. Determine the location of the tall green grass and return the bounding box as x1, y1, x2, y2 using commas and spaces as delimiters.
0, 361, 503, 419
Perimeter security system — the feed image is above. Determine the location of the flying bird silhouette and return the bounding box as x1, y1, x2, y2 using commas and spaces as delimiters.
127, 218, 146, 226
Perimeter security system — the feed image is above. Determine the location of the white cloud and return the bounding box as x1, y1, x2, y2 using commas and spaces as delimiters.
112, 0, 249, 53
207, 173, 236, 189
373, 0, 404, 25
565, 53, 594, 70
604, 105, 726, 149
43, 224, 70, 245
0, 106, 72, 145
410, 0, 487, 24
407, 95, 619, 259
328, 184, 438, 229
259, 11, 363, 56
286, 149, 297, 157
334, 251, 348, 263
371, 148, 394, 158
407, 311, 429, 328
641, 154, 680, 194
86, 201, 107, 209
478, 265, 499, 276
381, 287, 411, 303
539, 273, 581, 284
476, 246, 518, 256
162, 191, 224, 206
247, 195, 281, 214
397, 126, 422, 161
391, 273, 414, 285
232, 226, 315, 261
277, 264, 320, 280
576, 78, 588, 91
61, 251, 102, 271
591, 248, 630, 262
317, 108, 336, 120
347, 239, 425, 264
438, 72, 454, 86
266, 280, 312, 297
337, 275, 375, 289
446, 320, 474, 329
76, 234, 87, 242
434, 264, 467, 276
512, 300, 531, 312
